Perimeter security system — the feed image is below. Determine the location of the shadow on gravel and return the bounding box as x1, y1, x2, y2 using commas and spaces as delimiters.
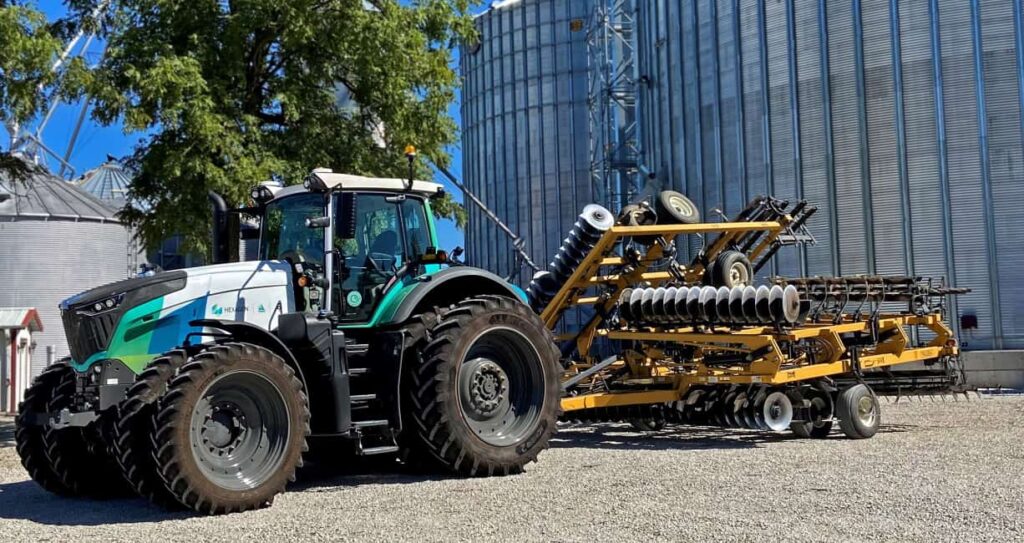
0, 481, 190, 526
0, 417, 14, 448
0, 421, 923, 525
551, 424, 793, 451
551, 421, 918, 450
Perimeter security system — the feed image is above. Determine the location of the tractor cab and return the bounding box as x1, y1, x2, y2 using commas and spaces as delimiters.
255, 170, 447, 323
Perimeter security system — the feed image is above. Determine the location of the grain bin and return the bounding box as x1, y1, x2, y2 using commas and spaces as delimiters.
460, 0, 595, 284
634, 0, 1024, 349
0, 166, 131, 376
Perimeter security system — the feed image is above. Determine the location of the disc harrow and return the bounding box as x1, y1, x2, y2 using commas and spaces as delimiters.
537, 192, 968, 439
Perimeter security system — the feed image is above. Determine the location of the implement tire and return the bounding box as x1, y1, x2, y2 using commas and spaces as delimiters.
709, 250, 754, 289
14, 362, 75, 495
112, 350, 188, 508
151, 343, 310, 514
42, 368, 127, 497
405, 295, 560, 476
836, 384, 880, 439
654, 190, 701, 224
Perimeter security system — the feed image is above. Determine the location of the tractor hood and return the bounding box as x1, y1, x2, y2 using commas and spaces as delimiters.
61, 261, 296, 373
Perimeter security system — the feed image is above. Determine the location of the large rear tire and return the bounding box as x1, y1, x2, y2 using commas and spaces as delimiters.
151, 343, 310, 514
14, 362, 75, 495
112, 350, 187, 508
405, 295, 560, 476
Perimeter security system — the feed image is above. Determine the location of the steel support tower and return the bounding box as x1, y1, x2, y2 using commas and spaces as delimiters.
587, 0, 639, 212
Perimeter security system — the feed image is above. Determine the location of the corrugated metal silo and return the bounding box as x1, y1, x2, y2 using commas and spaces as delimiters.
0, 167, 131, 376
460, 0, 595, 285
635, 0, 1024, 350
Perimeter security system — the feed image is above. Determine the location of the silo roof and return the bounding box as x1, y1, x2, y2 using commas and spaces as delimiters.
0, 164, 121, 223
77, 160, 132, 206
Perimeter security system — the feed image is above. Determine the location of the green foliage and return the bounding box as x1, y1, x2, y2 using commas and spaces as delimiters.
0, 2, 88, 180
75, 0, 476, 255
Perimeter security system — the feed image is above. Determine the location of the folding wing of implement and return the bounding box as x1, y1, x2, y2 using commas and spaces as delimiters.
528, 194, 968, 438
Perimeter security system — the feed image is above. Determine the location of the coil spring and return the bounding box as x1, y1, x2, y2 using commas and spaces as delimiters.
527, 204, 614, 312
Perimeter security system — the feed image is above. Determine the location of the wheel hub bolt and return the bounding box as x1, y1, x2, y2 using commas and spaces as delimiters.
470, 362, 507, 415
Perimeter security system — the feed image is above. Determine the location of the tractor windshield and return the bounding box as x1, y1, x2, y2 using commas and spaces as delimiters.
260, 193, 327, 267
333, 193, 431, 322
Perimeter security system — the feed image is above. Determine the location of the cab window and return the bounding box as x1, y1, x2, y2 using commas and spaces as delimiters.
333, 193, 432, 322
260, 193, 326, 267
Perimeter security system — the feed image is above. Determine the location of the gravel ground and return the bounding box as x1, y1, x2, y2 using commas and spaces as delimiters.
0, 396, 1021, 542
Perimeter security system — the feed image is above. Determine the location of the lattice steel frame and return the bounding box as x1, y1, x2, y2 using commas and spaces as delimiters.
587, 0, 639, 212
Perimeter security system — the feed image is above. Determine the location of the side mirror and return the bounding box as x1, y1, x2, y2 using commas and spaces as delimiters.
336, 192, 357, 239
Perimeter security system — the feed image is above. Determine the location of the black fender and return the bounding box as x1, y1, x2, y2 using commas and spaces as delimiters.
190, 319, 308, 393
387, 266, 525, 324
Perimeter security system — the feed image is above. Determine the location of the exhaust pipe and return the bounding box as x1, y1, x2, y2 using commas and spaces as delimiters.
208, 191, 230, 264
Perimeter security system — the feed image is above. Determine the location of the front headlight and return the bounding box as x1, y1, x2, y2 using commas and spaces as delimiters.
80, 293, 125, 315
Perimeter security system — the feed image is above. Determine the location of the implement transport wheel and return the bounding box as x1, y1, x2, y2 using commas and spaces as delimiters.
709, 250, 753, 289
836, 384, 881, 439
112, 350, 187, 508
406, 295, 560, 476
789, 389, 833, 439
151, 343, 309, 514
654, 190, 701, 224
39, 367, 128, 497
15, 362, 76, 495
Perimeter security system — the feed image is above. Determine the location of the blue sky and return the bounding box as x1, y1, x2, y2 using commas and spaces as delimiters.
3, 1, 470, 251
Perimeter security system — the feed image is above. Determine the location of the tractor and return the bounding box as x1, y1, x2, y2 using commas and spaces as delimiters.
15, 169, 562, 514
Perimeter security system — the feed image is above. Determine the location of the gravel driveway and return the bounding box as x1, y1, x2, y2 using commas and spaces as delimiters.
0, 396, 1021, 542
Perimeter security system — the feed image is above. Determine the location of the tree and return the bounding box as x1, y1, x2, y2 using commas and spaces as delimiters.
0, 1, 86, 179
72, 0, 475, 254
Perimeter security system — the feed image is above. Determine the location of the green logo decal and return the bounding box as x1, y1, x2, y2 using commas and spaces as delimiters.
257, 304, 266, 313
211, 304, 223, 316
346, 291, 363, 308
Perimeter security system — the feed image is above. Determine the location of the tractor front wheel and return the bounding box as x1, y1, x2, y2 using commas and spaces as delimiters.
14, 362, 76, 496
151, 343, 309, 514
112, 350, 188, 508
406, 295, 560, 476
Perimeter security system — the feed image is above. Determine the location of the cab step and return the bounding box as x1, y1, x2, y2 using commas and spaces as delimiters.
345, 343, 370, 355
352, 419, 389, 428
359, 445, 400, 456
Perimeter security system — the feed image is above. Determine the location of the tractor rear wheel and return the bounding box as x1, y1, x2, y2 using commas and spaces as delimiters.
41, 367, 128, 497
15, 362, 76, 495
405, 295, 560, 476
151, 343, 309, 514
112, 350, 187, 508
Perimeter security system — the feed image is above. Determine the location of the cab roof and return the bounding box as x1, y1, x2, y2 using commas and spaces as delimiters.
310, 169, 441, 194
267, 169, 444, 201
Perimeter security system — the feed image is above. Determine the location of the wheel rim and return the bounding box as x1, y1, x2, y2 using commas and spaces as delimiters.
728, 262, 750, 287
668, 195, 694, 217
855, 394, 877, 428
457, 327, 544, 447
190, 370, 290, 491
